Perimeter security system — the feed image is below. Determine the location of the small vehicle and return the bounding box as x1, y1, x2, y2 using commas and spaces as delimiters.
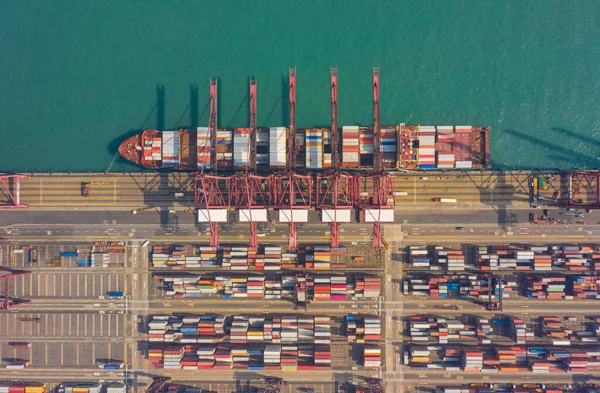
456, 226, 464, 230
81, 182, 90, 197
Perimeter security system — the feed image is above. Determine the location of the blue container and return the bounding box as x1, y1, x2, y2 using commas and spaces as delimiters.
106, 291, 124, 298
224, 294, 233, 299
60, 252, 78, 257
77, 260, 90, 267
346, 316, 355, 321
104, 364, 121, 370
419, 164, 436, 169
249, 366, 264, 371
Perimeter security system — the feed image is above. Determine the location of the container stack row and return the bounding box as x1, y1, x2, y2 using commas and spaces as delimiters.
56, 385, 101, 393
526, 276, 566, 299
510, 317, 534, 344
409, 246, 464, 271
476, 245, 600, 272
407, 344, 600, 373
162, 130, 180, 167
341, 126, 359, 168
404, 275, 515, 300
409, 246, 430, 269
152, 245, 284, 270
409, 316, 481, 344
303, 246, 346, 270
435, 247, 465, 271
0, 386, 45, 393
149, 343, 331, 371
363, 344, 381, 370
346, 315, 381, 343
196, 127, 211, 169
269, 127, 287, 169
161, 274, 381, 300
58, 385, 125, 393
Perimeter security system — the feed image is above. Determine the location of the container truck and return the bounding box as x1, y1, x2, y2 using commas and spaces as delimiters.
60, 252, 78, 257
106, 291, 124, 298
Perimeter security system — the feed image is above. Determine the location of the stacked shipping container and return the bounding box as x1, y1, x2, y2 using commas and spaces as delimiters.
269, 127, 287, 168
162, 130, 180, 167
417, 126, 436, 169
342, 126, 359, 167
196, 127, 211, 169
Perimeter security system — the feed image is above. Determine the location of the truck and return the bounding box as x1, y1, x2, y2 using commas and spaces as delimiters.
9, 342, 31, 349
60, 252, 78, 257
100, 361, 124, 370
81, 182, 90, 197
432, 198, 457, 203
106, 291, 124, 298
29, 247, 38, 263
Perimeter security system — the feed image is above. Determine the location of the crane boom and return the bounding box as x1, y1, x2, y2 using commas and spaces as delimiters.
331, 66, 339, 169
372, 66, 381, 171
249, 78, 257, 172
288, 67, 297, 171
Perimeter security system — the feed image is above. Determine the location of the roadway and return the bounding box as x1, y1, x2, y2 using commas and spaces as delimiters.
9, 171, 571, 210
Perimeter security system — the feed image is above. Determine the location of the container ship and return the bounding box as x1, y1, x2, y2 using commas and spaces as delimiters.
118, 125, 491, 171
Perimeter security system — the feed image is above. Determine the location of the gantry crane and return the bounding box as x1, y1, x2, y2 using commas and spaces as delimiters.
262, 377, 288, 393
0, 174, 28, 209
229, 78, 269, 248
271, 67, 312, 250
194, 175, 230, 248
315, 67, 352, 248
564, 171, 600, 211
145, 377, 170, 393
354, 66, 395, 250
0, 269, 31, 310
230, 173, 270, 249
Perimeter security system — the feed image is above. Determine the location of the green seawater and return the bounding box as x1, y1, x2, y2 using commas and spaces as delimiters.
1, 0, 599, 172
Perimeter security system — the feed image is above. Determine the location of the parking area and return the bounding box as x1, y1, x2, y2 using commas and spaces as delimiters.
1, 243, 128, 269
0, 312, 127, 339
0, 340, 128, 368
9, 270, 125, 298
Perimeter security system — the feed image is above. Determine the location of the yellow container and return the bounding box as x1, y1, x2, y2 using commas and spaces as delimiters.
26, 387, 46, 393
73, 388, 90, 393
